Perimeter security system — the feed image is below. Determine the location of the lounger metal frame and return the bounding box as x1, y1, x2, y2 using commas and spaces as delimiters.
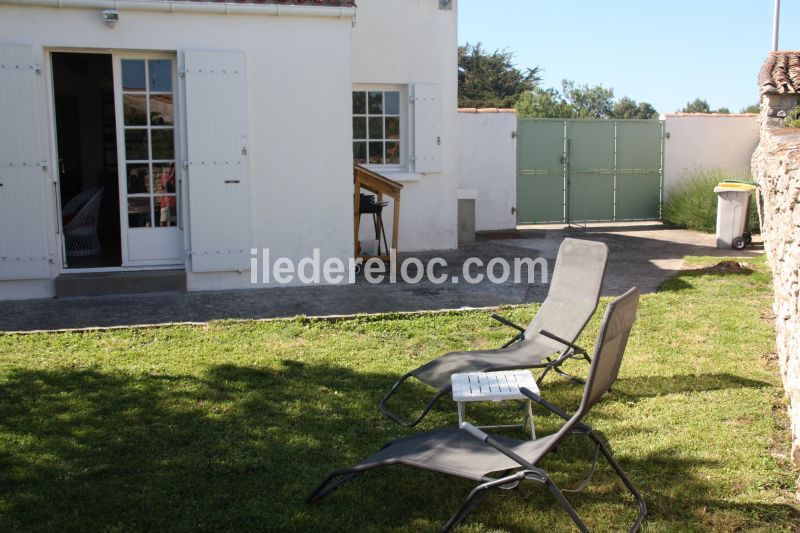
311, 288, 646, 532
379, 319, 591, 427
311, 393, 646, 532
379, 238, 608, 427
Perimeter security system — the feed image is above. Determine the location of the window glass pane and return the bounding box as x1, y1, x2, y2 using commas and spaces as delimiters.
149, 95, 173, 125
123, 95, 147, 126
368, 91, 383, 114
125, 129, 148, 160
368, 117, 383, 140
352, 92, 366, 115
385, 142, 400, 164
151, 129, 174, 160
352, 88, 402, 166
152, 164, 176, 194
353, 117, 366, 139
128, 197, 152, 228
148, 60, 172, 92
155, 195, 177, 227
126, 164, 150, 194
385, 91, 400, 115
368, 142, 383, 164
385, 117, 400, 140
122, 60, 146, 91
353, 142, 367, 164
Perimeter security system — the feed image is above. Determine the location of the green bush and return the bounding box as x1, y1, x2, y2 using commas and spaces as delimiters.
784, 106, 800, 128
662, 168, 759, 233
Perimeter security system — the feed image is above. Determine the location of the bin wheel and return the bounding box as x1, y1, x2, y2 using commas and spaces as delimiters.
732, 237, 746, 250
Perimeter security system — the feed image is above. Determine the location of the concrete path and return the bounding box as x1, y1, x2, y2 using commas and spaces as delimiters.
0, 224, 761, 332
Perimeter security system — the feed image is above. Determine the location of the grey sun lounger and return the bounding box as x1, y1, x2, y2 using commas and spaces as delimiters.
380, 238, 609, 427
309, 288, 646, 533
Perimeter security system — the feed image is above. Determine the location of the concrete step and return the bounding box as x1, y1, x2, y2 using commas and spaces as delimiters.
55, 269, 186, 298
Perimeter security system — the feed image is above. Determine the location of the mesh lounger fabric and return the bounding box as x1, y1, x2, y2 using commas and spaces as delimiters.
310, 289, 646, 532
411, 238, 608, 389
354, 427, 558, 481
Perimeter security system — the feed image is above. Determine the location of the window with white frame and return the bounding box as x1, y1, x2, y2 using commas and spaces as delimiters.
352, 88, 403, 166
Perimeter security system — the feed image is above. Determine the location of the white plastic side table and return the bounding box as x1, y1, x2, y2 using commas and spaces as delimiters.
451, 370, 540, 439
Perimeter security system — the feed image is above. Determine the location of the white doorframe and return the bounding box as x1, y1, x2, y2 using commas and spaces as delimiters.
112, 51, 185, 267
45, 48, 107, 272
46, 47, 188, 273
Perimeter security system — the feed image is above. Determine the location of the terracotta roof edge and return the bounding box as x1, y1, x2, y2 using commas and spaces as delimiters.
458, 108, 517, 113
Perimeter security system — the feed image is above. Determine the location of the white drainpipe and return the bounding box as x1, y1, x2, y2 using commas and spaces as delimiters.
0, 0, 355, 18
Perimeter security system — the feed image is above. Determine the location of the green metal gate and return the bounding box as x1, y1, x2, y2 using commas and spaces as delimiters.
516, 119, 664, 224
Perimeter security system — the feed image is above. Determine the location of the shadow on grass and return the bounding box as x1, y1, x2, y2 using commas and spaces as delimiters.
601, 372, 769, 405
0, 362, 795, 531
658, 260, 758, 292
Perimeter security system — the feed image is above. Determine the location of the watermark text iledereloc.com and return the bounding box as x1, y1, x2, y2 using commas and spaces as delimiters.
250, 249, 548, 286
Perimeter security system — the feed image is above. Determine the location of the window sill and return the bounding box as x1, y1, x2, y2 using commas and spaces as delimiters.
379, 171, 422, 182
360, 166, 421, 182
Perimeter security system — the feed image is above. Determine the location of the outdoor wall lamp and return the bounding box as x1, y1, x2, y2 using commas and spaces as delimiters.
102, 9, 119, 27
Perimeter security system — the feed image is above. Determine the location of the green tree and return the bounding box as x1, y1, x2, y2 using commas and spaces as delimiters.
458, 43, 541, 108
611, 96, 659, 119
681, 99, 731, 114
682, 98, 711, 113
561, 80, 614, 118
610, 96, 637, 118
516, 87, 573, 118
635, 101, 659, 119
741, 103, 761, 113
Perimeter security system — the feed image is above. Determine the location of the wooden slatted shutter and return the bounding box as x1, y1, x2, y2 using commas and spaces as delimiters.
0, 44, 50, 280
183, 50, 251, 272
412, 83, 442, 174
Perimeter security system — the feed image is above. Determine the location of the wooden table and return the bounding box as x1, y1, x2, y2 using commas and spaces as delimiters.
353, 164, 402, 262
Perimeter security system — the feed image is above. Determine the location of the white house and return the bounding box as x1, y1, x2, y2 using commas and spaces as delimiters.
0, 0, 457, 300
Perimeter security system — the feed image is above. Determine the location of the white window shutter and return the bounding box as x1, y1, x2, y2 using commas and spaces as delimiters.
183, 50, 251, 273
412, 83, 442, 174
0, 44, 50, 280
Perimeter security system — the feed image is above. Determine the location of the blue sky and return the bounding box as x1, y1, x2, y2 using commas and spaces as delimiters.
458, 0, 800, 113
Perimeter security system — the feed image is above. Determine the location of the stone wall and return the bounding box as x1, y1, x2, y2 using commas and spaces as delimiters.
751, 104, 800, 472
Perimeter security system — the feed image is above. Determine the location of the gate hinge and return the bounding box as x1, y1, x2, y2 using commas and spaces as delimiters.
511, 131, 517, 139
35, 64, 42, 75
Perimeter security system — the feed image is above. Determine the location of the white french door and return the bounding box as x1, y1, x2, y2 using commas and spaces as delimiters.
113, 53, 184, 266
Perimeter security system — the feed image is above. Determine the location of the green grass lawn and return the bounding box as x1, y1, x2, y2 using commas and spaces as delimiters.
0, 256, 797, 531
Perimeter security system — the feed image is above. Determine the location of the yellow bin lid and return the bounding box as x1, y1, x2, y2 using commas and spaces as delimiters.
715, 182, 757, 191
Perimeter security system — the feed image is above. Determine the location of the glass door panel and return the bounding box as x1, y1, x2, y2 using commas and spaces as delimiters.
115, 55, 183, 266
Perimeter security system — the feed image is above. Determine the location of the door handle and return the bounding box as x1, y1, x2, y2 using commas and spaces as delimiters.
224, 179, 240, 184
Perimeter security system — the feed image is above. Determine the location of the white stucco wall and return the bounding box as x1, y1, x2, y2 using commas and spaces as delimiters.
456, 110, 517, 231
663, 113, 760, 195
351, 0, 458, 251
0, 4, 354, 297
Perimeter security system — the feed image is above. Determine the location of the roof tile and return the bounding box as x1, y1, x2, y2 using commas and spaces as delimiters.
759, 51, 800, 95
